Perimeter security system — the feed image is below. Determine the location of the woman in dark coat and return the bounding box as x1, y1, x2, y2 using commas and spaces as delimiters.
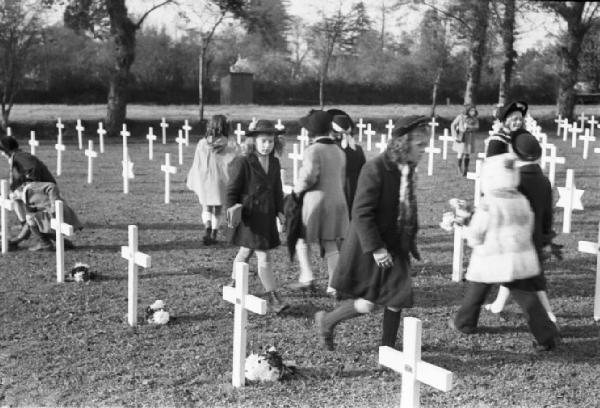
0, 136, 59, 250
328, 110, 366, 214
226, 119, 288, 313
314, 115, 429, 351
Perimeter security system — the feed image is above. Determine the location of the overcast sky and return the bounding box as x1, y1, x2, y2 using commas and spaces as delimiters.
126, 0, 560, 52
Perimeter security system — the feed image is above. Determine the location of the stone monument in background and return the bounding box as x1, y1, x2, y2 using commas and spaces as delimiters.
220, 56, 254, 104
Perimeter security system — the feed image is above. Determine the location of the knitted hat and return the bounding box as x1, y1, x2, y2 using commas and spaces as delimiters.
0, 136, 19, 154
497, 100, 528, 122
246, 119, 284, 136
392, 115, 430, 137
481, 153, 519, 195
299, 110, 332, 135
510, 129, 541, 162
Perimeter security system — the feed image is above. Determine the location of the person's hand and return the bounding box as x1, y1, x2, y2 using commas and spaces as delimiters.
373, 248, 393, 269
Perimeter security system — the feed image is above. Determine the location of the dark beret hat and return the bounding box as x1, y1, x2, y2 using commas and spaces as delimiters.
331, 115, 353, 133
0, 136, 19, 154
326, 108, 354, 129
245, 119, 284, 136
498, 100, 528, 122
392, 115, 430, 137
510, 129, 541, 161
299, 110, 332, 135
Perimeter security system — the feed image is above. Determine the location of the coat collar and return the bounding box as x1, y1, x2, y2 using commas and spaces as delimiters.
313, 136, 335, 145
381, 151, 401, 172
519, 163, 542, 174
247, 152, 272, 177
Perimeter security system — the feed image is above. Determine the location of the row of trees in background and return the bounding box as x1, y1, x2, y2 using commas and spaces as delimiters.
1, 0, 600, 135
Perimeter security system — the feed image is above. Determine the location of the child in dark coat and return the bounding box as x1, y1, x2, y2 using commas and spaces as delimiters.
226, 120, 288, 313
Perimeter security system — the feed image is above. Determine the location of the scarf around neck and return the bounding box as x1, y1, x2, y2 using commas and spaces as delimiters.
396, 163, 418, 255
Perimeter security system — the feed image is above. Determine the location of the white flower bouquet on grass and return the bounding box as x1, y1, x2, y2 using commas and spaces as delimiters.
245, 346, 296, 383
440, 198, 472, 231
145, 300, 170, 325
66, 262, 93, 282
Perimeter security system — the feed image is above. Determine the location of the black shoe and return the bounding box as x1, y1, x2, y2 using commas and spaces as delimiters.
289, 280, 317, 296
268, 291, 289, 314
447, 318, 476, 335
532, 337, 558, 352
315, 311, 334, 351
28, 240, 53, 251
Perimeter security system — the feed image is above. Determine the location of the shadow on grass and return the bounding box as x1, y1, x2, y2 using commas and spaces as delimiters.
84, 222, 201, 231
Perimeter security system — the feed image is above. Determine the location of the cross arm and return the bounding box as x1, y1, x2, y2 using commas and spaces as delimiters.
50, 219, 74, 236
578, 241, 598, 254
120, 246, 151, 268
223, 286, 268, 315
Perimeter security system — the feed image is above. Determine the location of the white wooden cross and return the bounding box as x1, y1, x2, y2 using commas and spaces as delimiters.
578, 222, 600, 321
297, 128, 309, 155
0, 180, 13, 255
570, 123, 581, 149
146, 127, 156, 160
97, 122, 106, 154
376, 134, 388, 153
234, 123, 245, 145
56, 117, 64, 140
579, 112, 587, 131
537, 133, 548, 169
428, 117, 439, 141
379, 317, 453, 408
120, 123, 130, 162
554, 114, 563, 137
182, 119, 192, 146
561, 119, 570, 142
176, 130, 185, 165
75, 119, 85, 150
452, 226, 465, 282
588, 115, 598, 139
85, 140, 98, 184
161, 153, 177, 204
386, 119, 395, 140
6, 127, 11, 137
122, 156, 134, 194
29, 131, 39, 156
160, 117, 169, 144
223, 262, 268, 388
466, 160, 483, 207
50, 200, 73, 283
439, 128, 453, 160
121, 225, 151, 327
425, 136, 441, 176
579, 128, 596, 160
357, 118, 366, 143
365, 123, 376, 151
556, 169, 584, 234
546, 144, 565, 187
288, 144, 302, 185
54, 132, 66, 177
275, 119, 285, 131
477, 139, 490, 160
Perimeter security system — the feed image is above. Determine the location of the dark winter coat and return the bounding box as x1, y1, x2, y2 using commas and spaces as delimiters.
9, 150, 56, 191
343, 145, 366, 215
485, 129, 511, 157
284, 192, 303, 260
330, 153, 414, 309
505, 163, 553, 292
226, 153, 284, 250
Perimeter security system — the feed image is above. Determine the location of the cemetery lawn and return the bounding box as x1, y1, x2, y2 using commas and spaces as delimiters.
1, 108, 599, 407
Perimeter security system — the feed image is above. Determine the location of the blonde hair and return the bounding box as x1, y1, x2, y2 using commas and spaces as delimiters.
241, 134, 285, 157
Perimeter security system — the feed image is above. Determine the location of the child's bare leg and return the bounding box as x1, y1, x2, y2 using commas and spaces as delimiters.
537, 291, 556, 322
485, 285, 510, 313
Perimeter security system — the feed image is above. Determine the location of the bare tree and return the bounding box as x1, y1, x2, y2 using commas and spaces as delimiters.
0, 0, 45, 131
492, 0, 517, 106
541, 1, 600, 119
312, 5, 357, 109
421, 0, 491, 106
288, 16, 310, 80
177, 0, 243, 123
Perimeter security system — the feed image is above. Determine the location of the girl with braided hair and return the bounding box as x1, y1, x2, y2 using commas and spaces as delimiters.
314, 115, 428, 351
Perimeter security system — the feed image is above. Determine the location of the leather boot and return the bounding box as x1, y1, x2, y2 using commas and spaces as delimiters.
315, 300, 361, 351
28, 225, 53, 251
211, 228, 219, 243
8, 223, 30, 249
202, 222, 212, 245
268, 291, 289, 314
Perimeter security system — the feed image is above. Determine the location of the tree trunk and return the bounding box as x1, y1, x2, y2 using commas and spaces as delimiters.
106, 0, 137, 137
199, 46, 206, 123
498, 0, 516, 106
319, 71, 325, 109
463, 0, 490, 106
0, 109, 8, 132
430, 67, 442, 117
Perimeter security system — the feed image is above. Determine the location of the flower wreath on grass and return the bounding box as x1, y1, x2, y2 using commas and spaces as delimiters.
145, 300, 170, 325
66, 262, 94, 283
245, 346, 297, 383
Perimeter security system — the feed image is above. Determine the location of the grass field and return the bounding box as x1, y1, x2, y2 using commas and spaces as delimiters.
1, 107, 599, 407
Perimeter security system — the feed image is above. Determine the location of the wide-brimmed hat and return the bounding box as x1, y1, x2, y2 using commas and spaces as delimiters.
510, 129, 541, 162
246, 119, 285, 136
0, 136, 19, 154
392, 115, 430, 137
497, 100, 528, 122
298, 110, 332, 135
